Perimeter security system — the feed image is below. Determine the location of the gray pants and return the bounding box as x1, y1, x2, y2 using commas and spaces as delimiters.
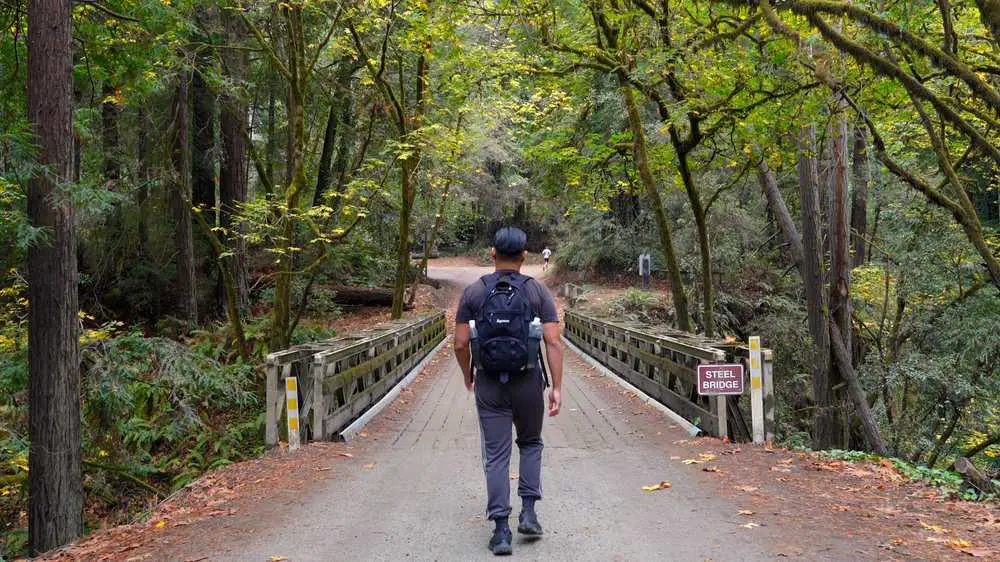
475, 369, 545, 520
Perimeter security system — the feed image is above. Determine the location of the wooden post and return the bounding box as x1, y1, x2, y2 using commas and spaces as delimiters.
749, 336, 765, 445
763, 349, 775, 443
717, 395, 728, 440
313, 358, 325, 442
286, 376, 301, 451
265, 359, 278, 448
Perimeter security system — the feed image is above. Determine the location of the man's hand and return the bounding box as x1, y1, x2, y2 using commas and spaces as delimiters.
465, 376, 474, 393
548, 388, 562, 417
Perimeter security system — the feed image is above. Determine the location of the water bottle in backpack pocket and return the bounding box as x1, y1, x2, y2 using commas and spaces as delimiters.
471, 273, 542, 377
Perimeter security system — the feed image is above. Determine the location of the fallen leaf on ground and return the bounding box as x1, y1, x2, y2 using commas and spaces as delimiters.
949, 539, 973, 549
269, 557, 289, 562
778, 458, 794, 465
337, 452, 354, 458
920, 521, 948, 534
735, 485, 759, 493
363, 463, 377, 469
699, 453, 717, 461
682, 459, 704, 465
738, 510, 755, 516
154, 520, 166, 529
740, 522, 760, 529
641, 481, 672, 492
889, 537, 905, 546
702, 466, 725, 474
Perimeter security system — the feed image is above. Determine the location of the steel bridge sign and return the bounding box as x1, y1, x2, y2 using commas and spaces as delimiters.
697, 364, 745, 395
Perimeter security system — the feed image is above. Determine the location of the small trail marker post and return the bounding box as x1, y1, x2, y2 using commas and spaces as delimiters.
749, 336, 765, 445
286, 376, 301, 451
696, 364, 745, 440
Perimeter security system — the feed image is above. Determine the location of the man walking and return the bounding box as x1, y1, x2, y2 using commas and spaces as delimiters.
541, 246, 552, 271
454, 227, 564, 556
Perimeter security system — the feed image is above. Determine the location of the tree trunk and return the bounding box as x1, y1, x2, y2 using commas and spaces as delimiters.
975, 0, 1000, 46
136, 108, 150, 254
220, 15, 250, 312
677, 154, 715, 336
392, 157, 416, 318
192, 53, 217, 222
926, 403, 961, 468
26, 0, 84, 551
758, 159, 804, 268
617, 79, 691, 332
829, 322, 889, 455
264, 85, 277, 189
798, 126, 838, 450
313, 98, 340, 207
961, 432, 1000, 458
314, 65, 356, 209
170, 71, 198, 328
828, 103, 852, 434
391, 53, 429, 319
953, 457, 998, 495
332, 83, 355, 197
100, 83, 120, 182
851, 124, 870, 267
410, 180, 450, 307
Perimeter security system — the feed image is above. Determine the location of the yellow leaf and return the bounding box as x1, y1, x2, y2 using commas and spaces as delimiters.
698, 453, 717, 461
154, 520, 166, 529
269, 557, 289, 562
641, 481, 672, 492
681, 459, 703, 465
920, 521, 948, 534
740, 522, 760, 529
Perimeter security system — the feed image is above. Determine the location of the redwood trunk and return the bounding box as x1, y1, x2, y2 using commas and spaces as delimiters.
27, 0, 84, 551
192, 54, 217, 222
851, 125, 870, 266
171, 71, 198, 327
220, 15, 250, 311
798, 126, 837, 449
758, 160, 804, 268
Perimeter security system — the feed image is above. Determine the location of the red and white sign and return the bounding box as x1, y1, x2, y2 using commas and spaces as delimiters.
697, 364, 745, 395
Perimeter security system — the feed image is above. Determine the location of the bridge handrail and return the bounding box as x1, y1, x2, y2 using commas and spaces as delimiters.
563, 309, 774, 440
265, 312, 446, 447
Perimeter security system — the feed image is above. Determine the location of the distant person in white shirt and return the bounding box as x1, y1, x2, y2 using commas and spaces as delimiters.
541, 247, 552, 271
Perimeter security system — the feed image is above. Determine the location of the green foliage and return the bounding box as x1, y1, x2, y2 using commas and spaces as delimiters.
556, 205, 660, 277
607, 288, 674, 324
818, 449, 997, 502
1, 326, 263, 551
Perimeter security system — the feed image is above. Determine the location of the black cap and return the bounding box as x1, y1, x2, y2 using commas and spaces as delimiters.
494, 226, 527, 257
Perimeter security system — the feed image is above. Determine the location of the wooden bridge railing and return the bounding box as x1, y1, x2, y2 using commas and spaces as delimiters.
265, 312, 446, 447
564, 309, 774, 441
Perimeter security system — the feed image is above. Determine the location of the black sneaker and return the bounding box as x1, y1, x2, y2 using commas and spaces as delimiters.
488, 525, 513, 555
517, 509, 544, 536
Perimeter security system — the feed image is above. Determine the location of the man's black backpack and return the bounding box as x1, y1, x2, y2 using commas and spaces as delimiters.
471, 272, 541, 377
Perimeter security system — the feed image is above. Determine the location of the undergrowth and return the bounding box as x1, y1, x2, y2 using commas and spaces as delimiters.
817, 449, 999, 502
